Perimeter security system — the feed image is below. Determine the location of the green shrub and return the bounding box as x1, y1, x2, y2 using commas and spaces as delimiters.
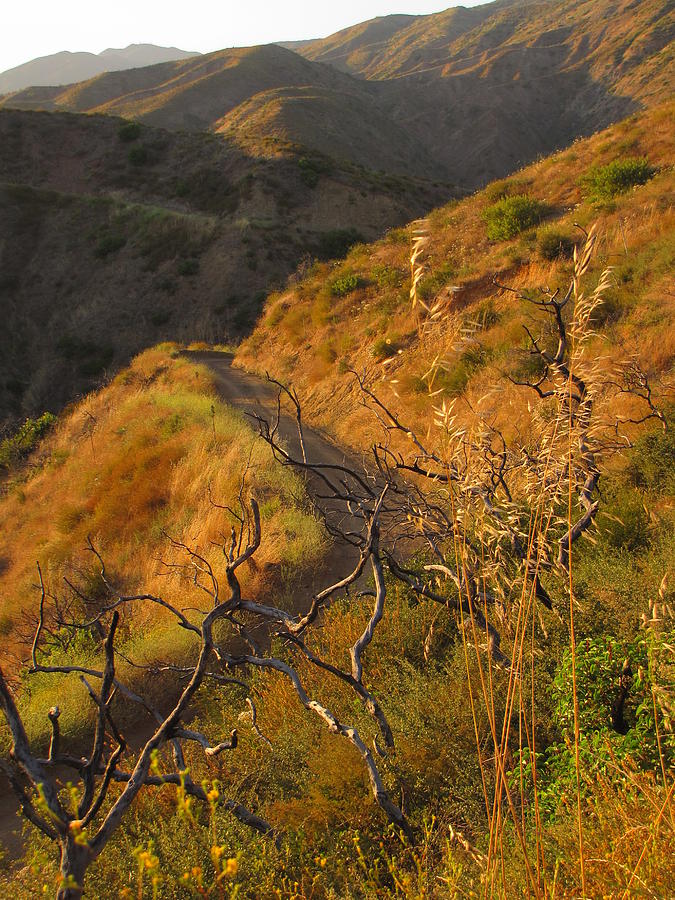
56, 336, 114, 376
150, 311, 171, 327
538, 229, 576, 261
329, 273, 365, 297
177, 258, 199, 277
582, 157, 655, 200
516, 632, 674, 819
128, 145, 149, 166
417, 262, 456, 301
315, 229, 364, 261
372, 337, 400, 360
483, 195, 547, 241
0, 412, 56, 470
371, 264, 404, 290
298, 155, 333, 188
117, 121, 141, 142
173, 169, 238, 214
94, 233, 126, 258
626, 424, 675, 494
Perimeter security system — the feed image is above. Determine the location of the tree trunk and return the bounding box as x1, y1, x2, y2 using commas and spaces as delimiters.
56, 838, 89, 900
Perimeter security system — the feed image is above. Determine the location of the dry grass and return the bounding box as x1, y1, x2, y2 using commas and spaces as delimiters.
237, 100, 675, 456
0, 346, 326, 671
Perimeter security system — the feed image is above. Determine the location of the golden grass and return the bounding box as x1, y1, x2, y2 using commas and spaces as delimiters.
0, 346, 326, 670
237, 101, 675, 458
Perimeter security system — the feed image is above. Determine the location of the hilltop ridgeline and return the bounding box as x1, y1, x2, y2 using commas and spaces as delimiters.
2, 0, 673, 186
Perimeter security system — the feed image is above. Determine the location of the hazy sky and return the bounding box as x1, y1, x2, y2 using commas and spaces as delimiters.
1, 1, 490, 73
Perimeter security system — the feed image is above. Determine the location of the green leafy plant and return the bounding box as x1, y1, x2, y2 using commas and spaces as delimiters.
316, 229, 364, 261
330, 273, 365, 297
0, 412, 56, 470
298, 155, 333, 188
128, 145, 149, 166
372, 336, 400, 360
94, 233, 126, 258
514, 632, 674, 819
483, 195, 547, 241
582, 157, 655, 200
177, 258, 199, 277
117, 122, 141, 143
538, 228, 576, 260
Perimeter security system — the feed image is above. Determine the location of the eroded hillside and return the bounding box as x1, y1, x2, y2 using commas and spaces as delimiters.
0, 108, 446, 427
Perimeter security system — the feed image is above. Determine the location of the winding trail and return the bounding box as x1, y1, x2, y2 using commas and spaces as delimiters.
1, 350, 369, 862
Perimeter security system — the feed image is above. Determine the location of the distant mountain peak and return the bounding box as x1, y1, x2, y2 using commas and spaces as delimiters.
0, 44, 200, 94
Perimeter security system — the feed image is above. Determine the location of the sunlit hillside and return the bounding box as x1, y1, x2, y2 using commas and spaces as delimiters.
238, 101, 674, 449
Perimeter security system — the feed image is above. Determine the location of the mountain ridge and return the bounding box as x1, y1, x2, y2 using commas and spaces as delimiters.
0, 44, 199, 94
2, 0, 671, 189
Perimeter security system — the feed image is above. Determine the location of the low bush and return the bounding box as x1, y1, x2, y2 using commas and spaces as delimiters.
315, 228, 364, 261
117, 121, 141, 143
329, 273, 365, 297
298, 155, 333, 188
483, 194, 547, 241
94, 233, 126, 258
538, 228, 576, 260
582, 157, 655, 200
128, 145, 149, 166
0, 412, 56, 470
177, 258, 199, 277
372, 336, 400, 360
56, 336, 114, 376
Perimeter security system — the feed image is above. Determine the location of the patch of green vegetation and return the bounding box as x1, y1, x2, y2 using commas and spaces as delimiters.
298, 155, 333, 188
516, 629, 673, 819
315, 228, 364, 261
136, 211, 210, 271
117, 121, 141, 142
372, 336, 401, 360
177, 258, 199, 277
94, 233, 126, 258
329, 273, 365, 297
150, 311, 172, 327
538, 228, 576, 261
56, 336, 114, 377
417, 262, 456, 301
371, 264, 404, 290
174, 169, 239, 214
0, 412, 56, 470
128, 145, 149, 166
582, 157, 655, 200
483, 195, 548, 241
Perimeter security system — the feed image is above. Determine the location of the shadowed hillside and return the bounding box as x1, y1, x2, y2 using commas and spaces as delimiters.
0, 108, 447, 428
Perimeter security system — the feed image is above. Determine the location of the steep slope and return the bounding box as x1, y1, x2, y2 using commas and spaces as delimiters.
0, 108, 447, 428
300, 0, 675, 186
0, 44, 199, 94
2, 0, 672, 187
237, 101, 674, 451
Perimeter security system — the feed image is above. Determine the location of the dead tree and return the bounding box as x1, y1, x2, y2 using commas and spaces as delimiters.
0, 486, 411, 899
253, 226, 667, 671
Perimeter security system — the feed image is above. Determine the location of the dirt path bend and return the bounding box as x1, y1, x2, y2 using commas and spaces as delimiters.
1, 352, 371, 863
186, 350, 372, 580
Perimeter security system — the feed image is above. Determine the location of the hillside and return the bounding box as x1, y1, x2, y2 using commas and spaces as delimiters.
2, 0, 673, 186
237, 100, 674, 450
0, 101, 673, 899
0, 45, 199, 94
0, 107, 446, 428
